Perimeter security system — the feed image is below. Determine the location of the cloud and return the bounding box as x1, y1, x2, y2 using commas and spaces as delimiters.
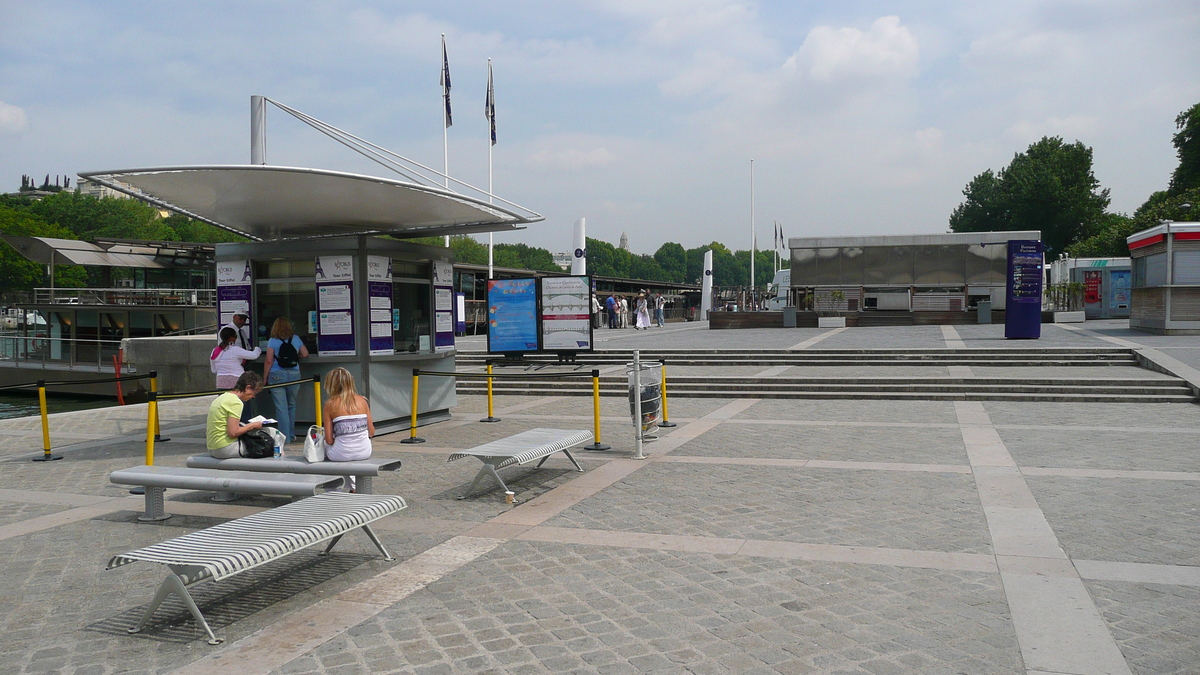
784, 16, 919, 83
0, 101, 28, 134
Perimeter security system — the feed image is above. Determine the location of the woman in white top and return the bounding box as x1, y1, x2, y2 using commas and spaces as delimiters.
322, 367, 374, 490
210, 326, 262, 390
635, 293, 651, 329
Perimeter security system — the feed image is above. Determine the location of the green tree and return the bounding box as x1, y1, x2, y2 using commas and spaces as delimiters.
162, 214, 248, 244
653, 242, 687, 282
0, 205, 88, 291
29, 191, 174, 240
950, 136, 1111, 255
1170, 102, 1200, 195
585, 237, 628, 278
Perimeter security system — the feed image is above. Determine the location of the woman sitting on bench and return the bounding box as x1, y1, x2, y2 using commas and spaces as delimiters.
323, 368, 375, 491
207, 372, 265, 459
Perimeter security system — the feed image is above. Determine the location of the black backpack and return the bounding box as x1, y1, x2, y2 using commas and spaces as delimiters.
239, 429, 275, 458
276, 338, 300, 368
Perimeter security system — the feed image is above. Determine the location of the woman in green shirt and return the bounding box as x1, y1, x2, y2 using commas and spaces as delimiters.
207, 372, 265, 458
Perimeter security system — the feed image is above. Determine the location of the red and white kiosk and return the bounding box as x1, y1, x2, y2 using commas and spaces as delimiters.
1127, 222, 1200, 334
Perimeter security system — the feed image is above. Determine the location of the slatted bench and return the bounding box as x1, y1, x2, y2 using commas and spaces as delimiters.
185, 455, 402, 495
107, 491, 406, 645
447, 428, 592, 501
110, 465, 344, 522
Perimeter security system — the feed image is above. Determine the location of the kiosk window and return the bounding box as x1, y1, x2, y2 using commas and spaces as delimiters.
393, 278, 432, 353
256, 280, 317, 353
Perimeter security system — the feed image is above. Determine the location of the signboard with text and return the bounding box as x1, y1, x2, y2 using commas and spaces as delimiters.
367, 255, 394, 355
486, 278, 539, 353
1005, 240, 1043, 339
540, 276, 593, 351
316, 255, 355, 356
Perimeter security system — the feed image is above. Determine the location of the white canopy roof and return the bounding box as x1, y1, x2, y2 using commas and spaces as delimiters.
77, 165, 542, 242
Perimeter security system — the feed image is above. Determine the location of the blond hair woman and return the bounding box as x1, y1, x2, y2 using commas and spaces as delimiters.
322, 368, 374, 490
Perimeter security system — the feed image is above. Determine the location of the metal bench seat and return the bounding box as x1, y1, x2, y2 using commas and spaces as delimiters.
107, 491, 406, 645
184, 455, 402, 494
109, 465, 344, 521
447, 428, 592, 500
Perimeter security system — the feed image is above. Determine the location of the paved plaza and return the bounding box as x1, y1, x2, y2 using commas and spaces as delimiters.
0, 321, 1198, 674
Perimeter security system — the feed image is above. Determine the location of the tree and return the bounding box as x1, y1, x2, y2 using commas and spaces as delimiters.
950, 136, 1111, 255
161, 214, 248, 244
28, 191, 176, 240
1170, 102, 1200, 195
0, 204, 88, 291
653, 242, 687, 283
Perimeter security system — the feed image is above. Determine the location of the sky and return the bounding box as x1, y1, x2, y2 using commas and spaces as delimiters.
2, 1, 1198, 256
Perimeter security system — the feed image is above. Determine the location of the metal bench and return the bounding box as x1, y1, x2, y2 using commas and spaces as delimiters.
107, 491, 405, 645
447, 428, 592, 500
109, 465, 344, 521
185, 455, 402, 495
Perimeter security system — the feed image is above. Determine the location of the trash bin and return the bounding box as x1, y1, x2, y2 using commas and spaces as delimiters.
977, 300, 992, 324
627, 361, 662, 433
782, 306, 797, 328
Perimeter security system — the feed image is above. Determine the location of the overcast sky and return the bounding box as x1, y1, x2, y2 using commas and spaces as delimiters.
2, 1, 1198, 254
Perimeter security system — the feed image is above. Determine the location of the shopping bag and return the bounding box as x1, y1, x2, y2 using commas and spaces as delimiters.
303, 425, 326, 463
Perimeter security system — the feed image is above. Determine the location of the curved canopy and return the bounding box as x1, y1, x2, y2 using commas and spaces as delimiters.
77, 165, 542, 242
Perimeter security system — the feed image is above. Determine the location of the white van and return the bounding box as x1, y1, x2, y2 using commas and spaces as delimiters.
766, 269, 790, 311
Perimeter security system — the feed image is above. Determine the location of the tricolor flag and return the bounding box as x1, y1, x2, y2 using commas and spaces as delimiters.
440, 35, 452, 128
485, 59, 496, 146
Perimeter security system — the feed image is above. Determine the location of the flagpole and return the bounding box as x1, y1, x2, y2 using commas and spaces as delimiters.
487, 58, 494, 280
750, 159, 755, 300
442, 34, 451, 247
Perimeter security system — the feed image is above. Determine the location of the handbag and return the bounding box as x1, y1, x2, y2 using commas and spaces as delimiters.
303, 425, 326, 463
238, 429, 275, 459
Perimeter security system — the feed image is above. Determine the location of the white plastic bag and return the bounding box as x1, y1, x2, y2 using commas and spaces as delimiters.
263, 426, 288, 453
303, 425, 326, 463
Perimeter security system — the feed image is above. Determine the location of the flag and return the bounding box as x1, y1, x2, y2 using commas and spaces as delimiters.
774, 221, 779, 249
485, 59, 496, 146
441, 35, 452, 128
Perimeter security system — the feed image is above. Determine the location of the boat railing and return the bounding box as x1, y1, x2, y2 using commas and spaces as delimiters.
32, 288, 216, 306
0, 334, 130, 371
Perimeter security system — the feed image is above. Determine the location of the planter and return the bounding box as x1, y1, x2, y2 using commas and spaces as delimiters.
1052, 311, 1085, 324
817, 316, 846, 328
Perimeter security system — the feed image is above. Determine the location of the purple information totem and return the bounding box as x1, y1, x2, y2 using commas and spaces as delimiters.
1005, 240, 1043, 339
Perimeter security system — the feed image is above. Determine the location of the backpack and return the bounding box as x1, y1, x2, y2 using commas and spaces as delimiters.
239, 429, 276, 458
275, 337, 300, 369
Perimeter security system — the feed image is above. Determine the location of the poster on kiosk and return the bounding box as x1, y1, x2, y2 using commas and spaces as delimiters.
316, 255, 356, 356
216, 259, 252, 345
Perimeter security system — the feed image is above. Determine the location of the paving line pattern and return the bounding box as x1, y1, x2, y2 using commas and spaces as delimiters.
787, 326, 847, 350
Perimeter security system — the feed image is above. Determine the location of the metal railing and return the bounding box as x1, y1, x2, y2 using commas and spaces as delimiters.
0, 334, 127, 371
32, 287, 216, 306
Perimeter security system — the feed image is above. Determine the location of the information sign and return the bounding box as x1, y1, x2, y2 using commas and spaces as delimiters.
316, 255, 355, 356
367, 255, 394, 355
216, 260, 252, 340
540, 276, 593, 351
433, 260, 455, 352
487, 278, 539, 353
1005, 240, 1043, 339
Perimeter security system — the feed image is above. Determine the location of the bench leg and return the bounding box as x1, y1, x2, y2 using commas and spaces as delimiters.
318, 534, 344, 556
458, 463, 509, 500
360, 524, 395, 561
130, 573, 222, 645
137, 487, 171, 522
535, 449, 585, 472
357, 475, 373, 494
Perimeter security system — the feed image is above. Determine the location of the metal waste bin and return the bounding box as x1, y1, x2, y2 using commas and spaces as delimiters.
782, 306, 797, 328
977, 300, 992, 324
627, 361, 662, 434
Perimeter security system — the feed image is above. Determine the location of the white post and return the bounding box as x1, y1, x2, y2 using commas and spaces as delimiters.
700, 250, 713, 319
632, 350, 645, 460
250, 95, 266, 165
750, 159, 755, 296
571, 218, 586, 276
442, 34, 450, 248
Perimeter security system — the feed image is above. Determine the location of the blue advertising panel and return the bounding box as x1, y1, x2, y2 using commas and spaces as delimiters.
316, 255, 356, 356
1005, 240, 1043, 339
487, 278, 539, 353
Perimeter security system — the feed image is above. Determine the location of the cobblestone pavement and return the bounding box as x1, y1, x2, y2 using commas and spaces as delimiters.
0, 324, 1198, 674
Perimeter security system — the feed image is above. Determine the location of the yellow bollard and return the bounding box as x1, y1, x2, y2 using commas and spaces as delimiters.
32, 380, 62, 462
150, 372, 170, 442
400, 370, 425, 444
657, 360, 676, 428
584, 369, 610, 450
145, 392, 157, 466
313, 375, 322, 427
480, 362, 500, 423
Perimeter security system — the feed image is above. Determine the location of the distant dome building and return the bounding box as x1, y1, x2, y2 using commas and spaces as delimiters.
619, 232, 629, 251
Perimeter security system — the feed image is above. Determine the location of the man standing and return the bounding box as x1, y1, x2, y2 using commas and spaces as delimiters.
605, 294, 617, 329
217, 310, 252, 350
591, 293, 601, 329
654, 292, 666, 327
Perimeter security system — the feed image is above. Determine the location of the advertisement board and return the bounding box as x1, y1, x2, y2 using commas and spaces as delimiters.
316, 255, 356, 356
367, 255, 394, 355
216, 260, 252, 341
540, 276, 593, 351
432, 260, 455, 352
1005, 240, 1043, 339
487, 278, 539, 353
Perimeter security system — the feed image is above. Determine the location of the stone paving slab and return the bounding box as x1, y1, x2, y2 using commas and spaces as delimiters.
969, 365, 1176, 379
545, 464, 993, 555
271, 541, 1023, 675
982, 400, 1200, 428
1027, 476, 1200, 566
738, 398, 960, 424
1000, 428, 1200, 472
675, 422, 969, 464
1087, 580, 1200, 675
